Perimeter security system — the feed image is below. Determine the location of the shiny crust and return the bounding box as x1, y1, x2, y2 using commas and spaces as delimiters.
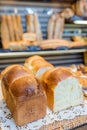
41, 67, 73, 88
25, 55, 54, 72
25, 55, 45, 64
1, 65, 39, 97
1, 64, 47, 125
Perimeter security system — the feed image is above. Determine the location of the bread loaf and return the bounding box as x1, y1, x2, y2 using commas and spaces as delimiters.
1, 65, 46, 125
75, 0, 87, 17
24, 55, 54, 79
41, 67, 83, 112
16, 15, 23, 40
23, 33, 36, 42
34, 13, 42, 41
54, 15, 64, 39
47, 14, 57, 39
40, 39, 70, 49
26, 14, 35, 33
6, 15, 15, 41
11, 15, 20, 41
61, 8, 74, 19
1, 15, 10, 49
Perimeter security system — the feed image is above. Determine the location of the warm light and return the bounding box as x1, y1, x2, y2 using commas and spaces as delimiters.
74, 20, 87, 24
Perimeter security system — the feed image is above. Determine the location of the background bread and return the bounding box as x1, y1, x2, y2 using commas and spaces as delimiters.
34, 13, 42, 41
47, 14, 57, 39
6, 15, 15, 41
26, 14, 35, 33
16, 15, 23, 40
1, 15, 10, 49
54, 15, 64, 39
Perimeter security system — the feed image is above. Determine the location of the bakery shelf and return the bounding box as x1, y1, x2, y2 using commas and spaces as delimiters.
0, 49, 86, 58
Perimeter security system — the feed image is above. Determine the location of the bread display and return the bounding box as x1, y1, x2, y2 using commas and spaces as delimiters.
61, 8, 74, 19
40, 39, 70, 50
72, 35, 87, 47
11, 15, 20, 41
5, 40, 30, 50
41, 67, 83, 112
47, 8, 75, 40
23, 33, 36, 42
26, 13, 42, 41
70, 64, 87, 89
1, 15, 10, 49
47, 14, 64, 39
26, 14, 35, 33
24, 55, 83, 112
75, 0, 87, 17
54, 15, 65, 39
16, 15, 23, 40
6, 15, 15, 41
1, 64, 46, 126
24, 55, 54, 79
47, 14, 57, 39
1, 14, 24, 49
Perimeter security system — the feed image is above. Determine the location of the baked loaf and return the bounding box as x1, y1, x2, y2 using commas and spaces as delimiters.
40, 39, 70, 50
1, 65, 46, 126
24, 55, 54, 79
70, 64, 87, 89
47, 14, 64, 39
41, 67, 83, 112
26, 13, 42, 41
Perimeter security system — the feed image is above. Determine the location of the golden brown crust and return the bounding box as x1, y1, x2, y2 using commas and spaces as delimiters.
16, 15, 23, 40
61, 8, 74, 19
1, 64, 47, 125
6, 15, 15, 41
53, 15, 64, 39
41, 67, 73, 88
1, 65, 38, 97
47, 14, 57, 39
34, 13, 42, 41
25, 55, 45, 63
25, 55, 54, 72
1, 15, 10, 49
78, 77, 87, 89
26, 14, 35, 33
11, 15, 20, 41
40, 39, 70, 49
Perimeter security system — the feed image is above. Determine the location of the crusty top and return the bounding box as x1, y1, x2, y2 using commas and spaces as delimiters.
25, 55, 45, 64
41, 67, 73, 89
24, 55, 54, 72
1, 65, 41, 97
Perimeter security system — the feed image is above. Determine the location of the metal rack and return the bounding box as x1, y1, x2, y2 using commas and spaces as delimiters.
0, 1, 87, 71
0, 49, 86, 72
0, 1, 87, 40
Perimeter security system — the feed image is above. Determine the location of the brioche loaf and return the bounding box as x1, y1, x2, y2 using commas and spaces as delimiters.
24, 55, 54, 79
1, 65, 46, 125
41, 67, 83, 112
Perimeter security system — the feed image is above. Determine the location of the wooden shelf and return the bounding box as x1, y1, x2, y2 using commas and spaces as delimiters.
0, 49, 86, 58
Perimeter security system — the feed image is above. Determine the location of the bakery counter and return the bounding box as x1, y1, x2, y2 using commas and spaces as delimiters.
0, 49, 87, 72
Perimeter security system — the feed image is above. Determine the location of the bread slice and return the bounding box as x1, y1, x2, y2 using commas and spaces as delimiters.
41, 67, 83, 112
